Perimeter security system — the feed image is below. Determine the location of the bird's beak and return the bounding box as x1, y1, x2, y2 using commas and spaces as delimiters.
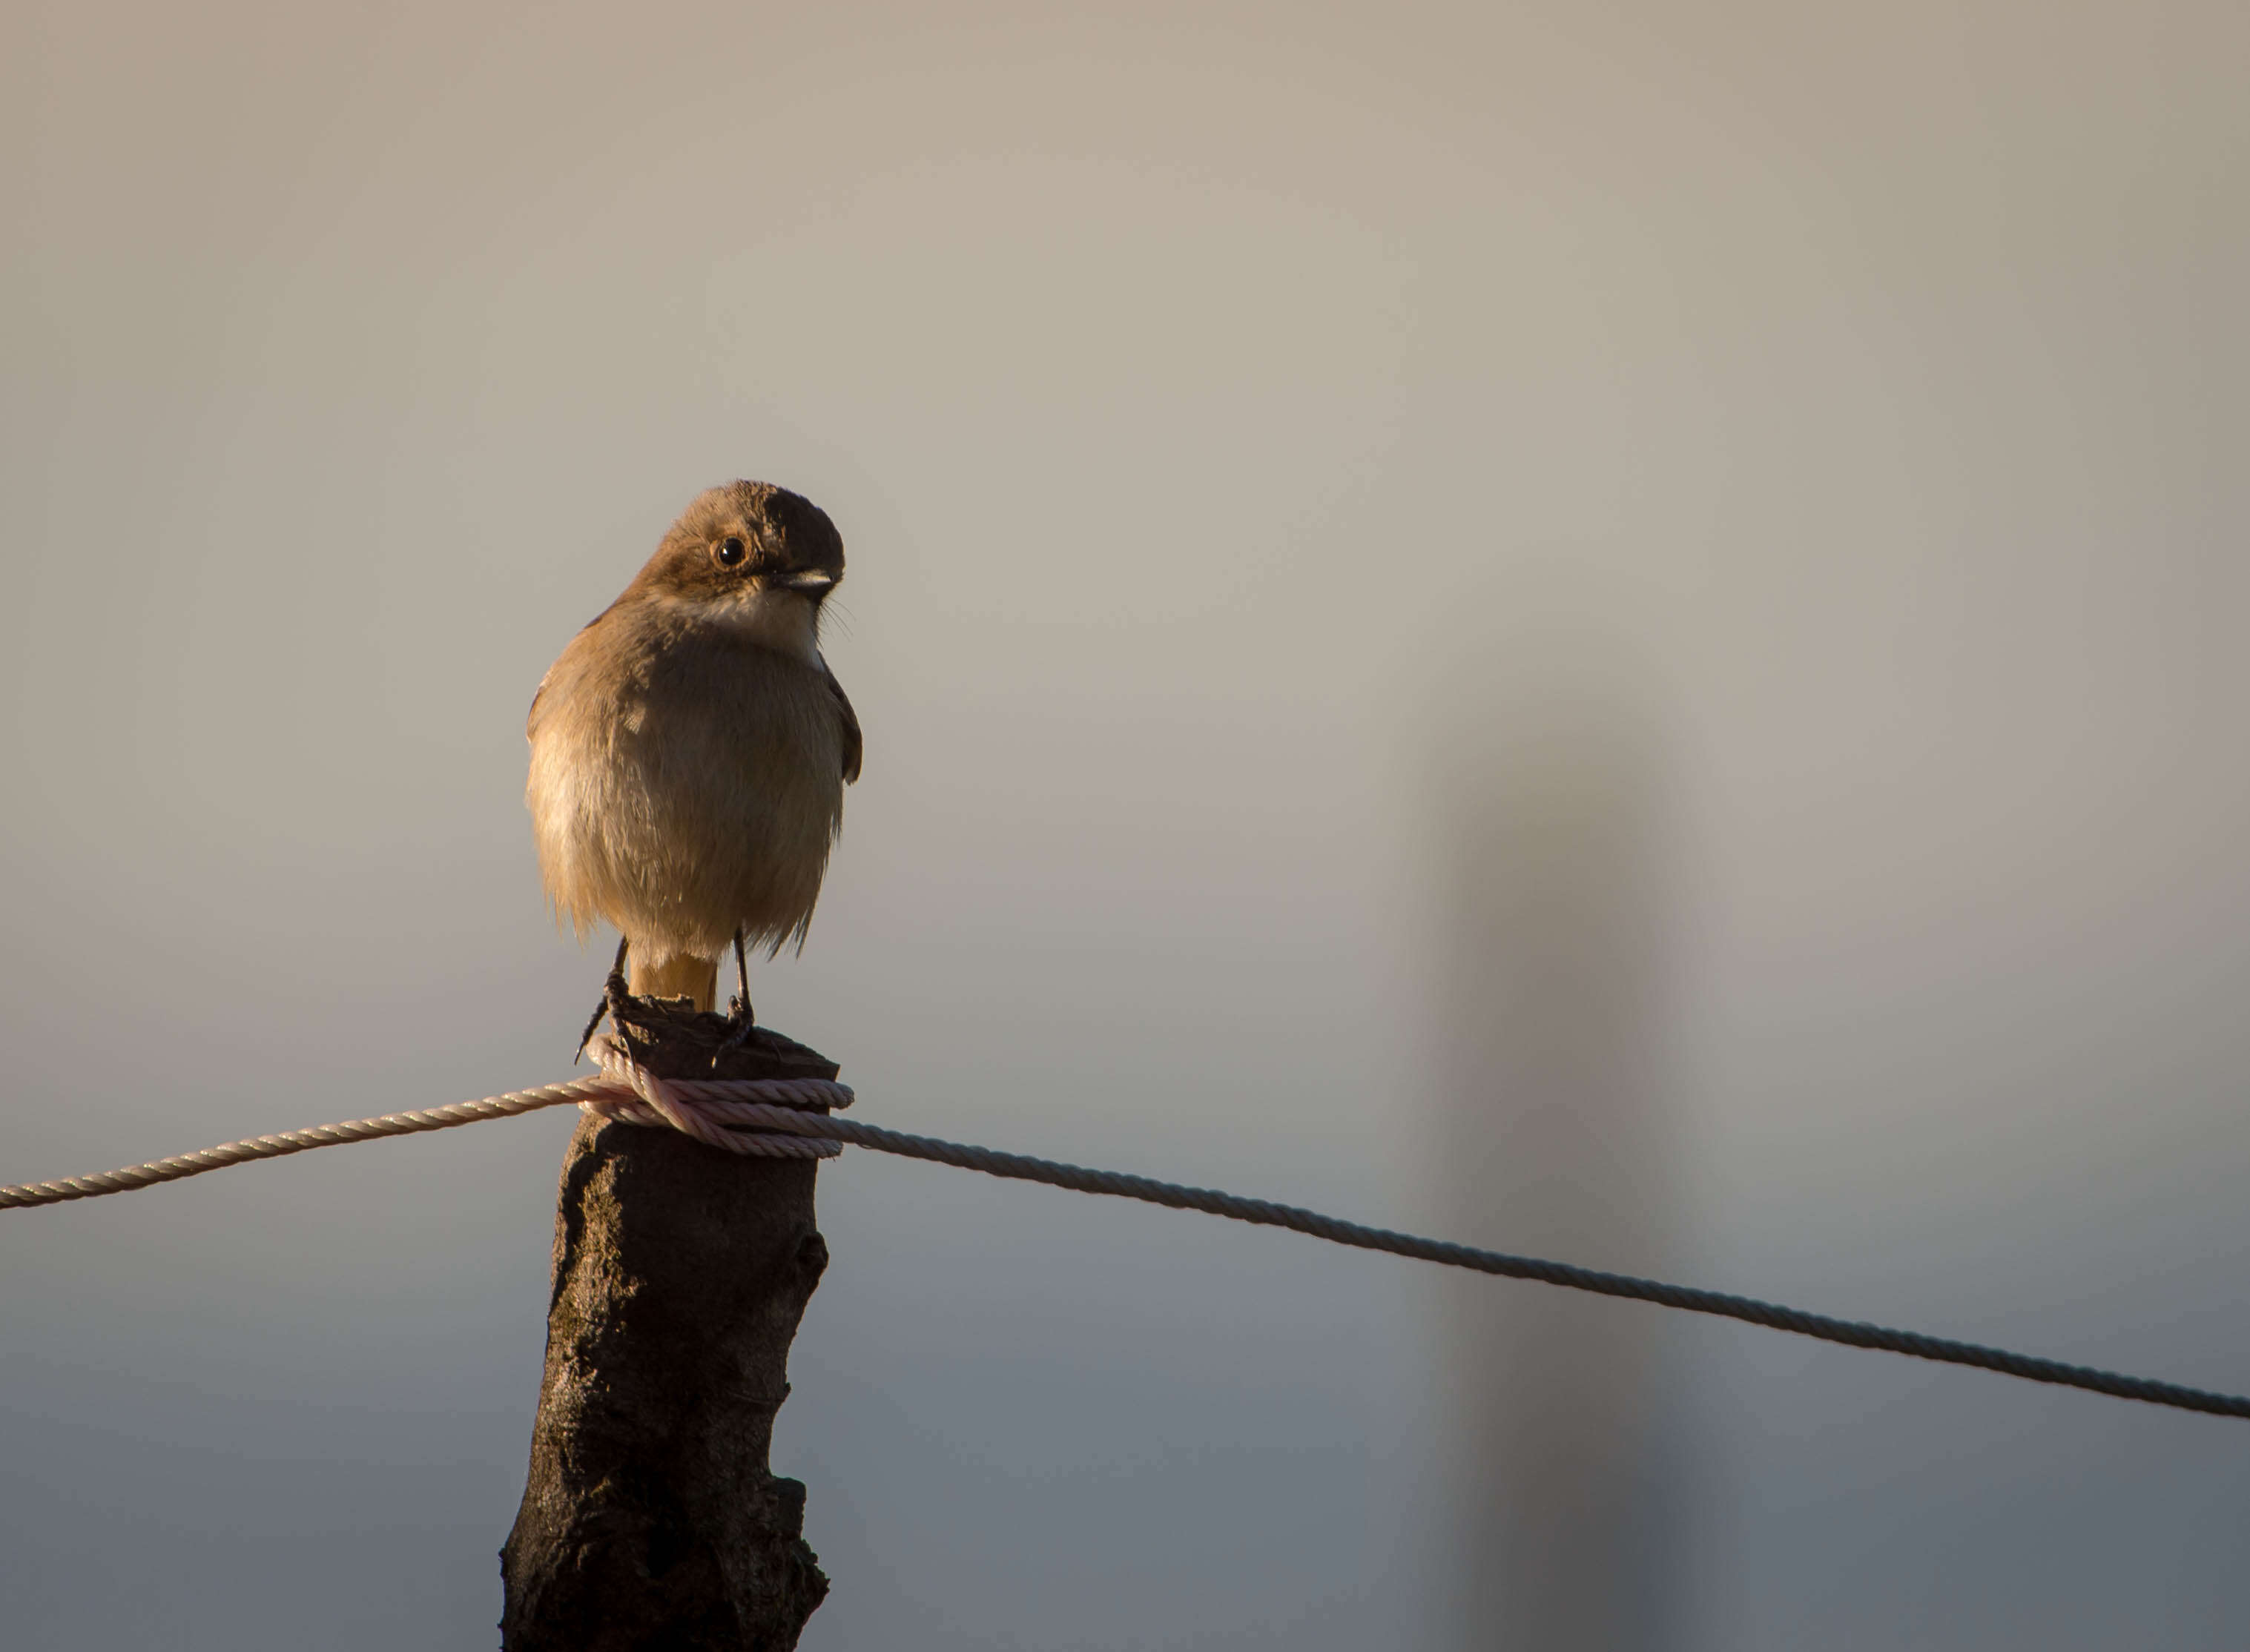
781, 572, 837, 594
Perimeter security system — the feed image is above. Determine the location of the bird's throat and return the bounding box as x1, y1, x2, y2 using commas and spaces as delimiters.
650, 588, 825, 669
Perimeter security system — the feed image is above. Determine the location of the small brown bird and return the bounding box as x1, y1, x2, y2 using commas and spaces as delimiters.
526, 481, 861, 1048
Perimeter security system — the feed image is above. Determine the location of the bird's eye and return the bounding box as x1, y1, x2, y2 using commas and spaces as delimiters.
715, 536, 748, 567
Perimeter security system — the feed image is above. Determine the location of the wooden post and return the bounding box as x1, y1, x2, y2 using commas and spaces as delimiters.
500, 998, 836, 1650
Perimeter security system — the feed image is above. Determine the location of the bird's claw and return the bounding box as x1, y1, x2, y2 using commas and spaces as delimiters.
713, 930, 756, 1065
716, 995, 757, 1063
573, 938, 633, 1063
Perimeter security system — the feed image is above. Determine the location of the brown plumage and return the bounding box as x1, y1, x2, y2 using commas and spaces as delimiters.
526, 481, 861, 1014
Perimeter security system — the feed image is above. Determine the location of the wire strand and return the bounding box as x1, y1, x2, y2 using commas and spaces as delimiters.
4, 1064, 2246, 1423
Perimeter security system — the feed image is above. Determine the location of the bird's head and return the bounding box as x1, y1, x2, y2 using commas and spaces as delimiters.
630, 480, 845, 655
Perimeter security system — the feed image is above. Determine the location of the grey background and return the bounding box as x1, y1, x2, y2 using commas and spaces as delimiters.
4, 2, 2246, 1647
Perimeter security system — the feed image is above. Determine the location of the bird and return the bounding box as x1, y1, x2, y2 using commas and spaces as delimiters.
525, 480, 862, 1053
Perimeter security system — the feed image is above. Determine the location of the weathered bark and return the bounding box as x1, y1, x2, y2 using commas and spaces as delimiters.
501, 1000, 835, 1651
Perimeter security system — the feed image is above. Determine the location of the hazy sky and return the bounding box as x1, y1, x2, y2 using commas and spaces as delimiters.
5, 3, 2247, 1648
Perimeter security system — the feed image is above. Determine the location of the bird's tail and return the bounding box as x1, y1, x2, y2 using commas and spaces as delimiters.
627, 951, 720, 1011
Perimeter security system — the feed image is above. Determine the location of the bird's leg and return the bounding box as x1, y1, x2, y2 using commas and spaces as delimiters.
720, 930, 756, 1055
574, 936, 631, 1063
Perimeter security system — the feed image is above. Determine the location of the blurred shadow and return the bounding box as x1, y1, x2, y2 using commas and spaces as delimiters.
1425, 595, 1686, 1651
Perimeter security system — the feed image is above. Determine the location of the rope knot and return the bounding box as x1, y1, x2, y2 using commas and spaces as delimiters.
583, 1034, 855, 1159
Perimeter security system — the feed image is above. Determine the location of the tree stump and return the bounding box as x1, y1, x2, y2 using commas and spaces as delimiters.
501, 998, 836, 1650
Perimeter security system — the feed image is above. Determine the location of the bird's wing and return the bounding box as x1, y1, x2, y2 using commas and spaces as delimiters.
527, 604, 619, 739
826, 663, 863, 784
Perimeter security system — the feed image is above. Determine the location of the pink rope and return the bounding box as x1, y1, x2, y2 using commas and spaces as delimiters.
580, 1035, 852, 1159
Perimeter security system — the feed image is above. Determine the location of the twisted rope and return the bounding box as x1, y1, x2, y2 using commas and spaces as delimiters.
0, 1048, 853, 1209
3, 1053, 2246, 1422
581, 1037, 851, 1159
0, 1080, 616, 1209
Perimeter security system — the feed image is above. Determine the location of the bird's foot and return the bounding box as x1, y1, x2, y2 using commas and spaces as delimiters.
573, 940, 633, 1063
716, 994, 758, 1063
